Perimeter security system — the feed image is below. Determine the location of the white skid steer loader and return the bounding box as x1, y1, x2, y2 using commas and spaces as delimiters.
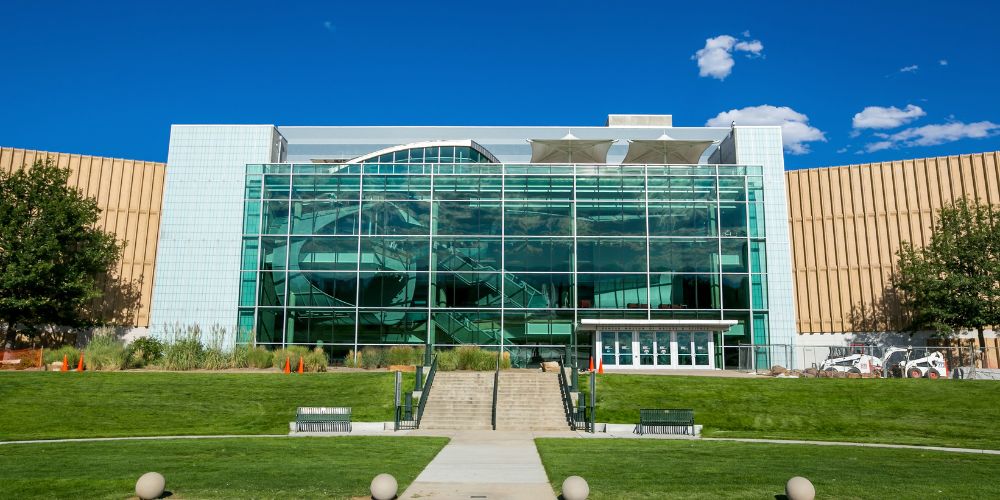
819, 347, 909, 376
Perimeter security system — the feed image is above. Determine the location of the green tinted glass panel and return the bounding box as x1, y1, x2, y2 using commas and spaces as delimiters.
502, 310, 574, 345
245, 175, 262, 199
749, 203, 765, 238
262, 200, 290, 234
648, 238, 717, 273
722, 274, 750, 309
576, 203, 646, 236
576, 239, 646, 273
357, 311, 427, 344
291, 236, 358, 271
432, 310, 502, 345
720, 239, 748, 272
292, 175, 360, 200
286, 271, 357, 307
750, 240, 767, 273
286, 309, 355, 344
504, 202, 572, 236
433, 273, 502, 308
237, 309, 254, 343
263, 175, 290, 198
257, 271, 286, 307
436, 201, 502, 235
241, 238, 259, 270
752, 274, 768, 309
717, 177, 746, 201
290, 200, 360, 235
362, 175, 431, 200
577, 274, 648, 309
358, 272, 429, 308
243, 202, 261, 234
504, 239, 573, 273
260, 237, 287, 270
503, 176, 573, 199
360, 201, 430, 235
504, 273, 573, 309
436, 238, 501, 272
648, 203, 717, 236
647, 176, 716, 201
649, 273, 720, 309
239, 272, 256, 307
747, 177, 764, 202
360, 237, 429, 271
255, 308, 283, 343
720, 203, 748, 237
576, 176, 645, 200
433, 176, 502, 199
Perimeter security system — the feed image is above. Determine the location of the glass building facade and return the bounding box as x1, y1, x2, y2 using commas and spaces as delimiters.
238, 143, 769, 366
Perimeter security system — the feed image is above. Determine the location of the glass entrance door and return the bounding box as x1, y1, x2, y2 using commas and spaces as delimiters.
617, 332, 633, 365
600, 331, 616, 366
655, 331, 672, 366
594, 330, 715, 369
638, 332, 655, 366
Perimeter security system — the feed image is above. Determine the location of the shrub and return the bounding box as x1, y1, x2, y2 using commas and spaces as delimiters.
343, 350, 359, 368
272, 345, 310, 370
230, 345, 250, 369
43, 345, 80, 368
128, 337, 164, 367
246, 346, 274, 369
432, 346, 504, 371
163, 337, 204, 370
387, 345, 424, 366
436, 349, 459, 371
84, 331, 130, 371
360, 347, 387, 369
202, 348, 231, 370
303, 348, 329, 372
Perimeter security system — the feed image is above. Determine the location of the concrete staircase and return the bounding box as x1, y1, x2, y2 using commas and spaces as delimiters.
419, 371, 495, 430
495, 370, 570, 431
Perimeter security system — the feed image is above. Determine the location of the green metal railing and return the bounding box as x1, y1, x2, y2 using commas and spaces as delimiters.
394, 354, 437, 430
491, 348, 502, 430
557, 359, 594, 433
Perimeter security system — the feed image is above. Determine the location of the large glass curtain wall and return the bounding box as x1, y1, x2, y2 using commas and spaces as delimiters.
239, 152, 768, 362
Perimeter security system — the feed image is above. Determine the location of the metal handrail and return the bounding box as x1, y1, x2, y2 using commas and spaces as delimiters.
415, 354, 437, 428
491, 348, 501, 430
557, 359, 593, 433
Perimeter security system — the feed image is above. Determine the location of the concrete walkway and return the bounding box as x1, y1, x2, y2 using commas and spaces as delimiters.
399, 431, 557, 500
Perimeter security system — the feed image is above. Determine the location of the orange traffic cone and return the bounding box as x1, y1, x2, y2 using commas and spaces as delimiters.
283, 357, 291, 374
61, 355, 68, 372
598, 359, 604, 374
588, 357, 594, 372
77, 353, 85, 372
297, 357, 304, 374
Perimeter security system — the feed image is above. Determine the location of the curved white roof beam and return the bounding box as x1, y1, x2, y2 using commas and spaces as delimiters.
347, 139, 499, 164
529, 132, 615, 164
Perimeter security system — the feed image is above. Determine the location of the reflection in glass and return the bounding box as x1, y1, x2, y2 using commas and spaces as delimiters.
648, 203, 717, 236
577, 274, 649, 309
358, 272, 429, 307
505, 273, 573, 308
436, 201, 502, 235
360, 237, 429, 271
504, 239, 573, 273
576, 202, 646, 236
432, 310, 501, 345
576, 239, 646, 273
649, 274, 721, 309
504, 202, 572, 235
360, 201, 430, 235
648, 239, 717, 273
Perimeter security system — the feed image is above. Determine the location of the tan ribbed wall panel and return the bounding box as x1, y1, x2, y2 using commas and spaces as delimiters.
787, 151, 1000, 334
0, 147, 165, 327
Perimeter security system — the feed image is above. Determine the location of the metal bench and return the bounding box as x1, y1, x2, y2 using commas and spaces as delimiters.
294, 407, 352, 432
637, 408, 694, 435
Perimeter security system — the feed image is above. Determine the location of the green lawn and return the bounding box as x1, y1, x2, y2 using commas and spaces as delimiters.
583, 375, 1000, 449
0, 436, 447, 499
537, 438, 1000, 499
0, 372, 407, 440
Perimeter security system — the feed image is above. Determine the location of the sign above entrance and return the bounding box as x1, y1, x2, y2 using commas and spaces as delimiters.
579, 319, 737, 332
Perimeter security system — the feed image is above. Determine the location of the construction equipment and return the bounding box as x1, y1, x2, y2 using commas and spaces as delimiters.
819, 347, 908, 376
900, 351, 948, 379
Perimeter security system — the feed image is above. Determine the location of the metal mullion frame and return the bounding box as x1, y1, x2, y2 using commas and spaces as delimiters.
716, 166, 723, 321
428, 163, 435, 352
353, 167, 364, 365
252, 169, 264, 346
744, 172, 754, 357
644, 165, 651, 321
282, 173, 293, 347
571, 164, 578, 366
500, 165, 505, 354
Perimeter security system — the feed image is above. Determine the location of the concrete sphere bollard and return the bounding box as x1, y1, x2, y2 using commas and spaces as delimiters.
785, 476, 815, 500
370, 473, 398, 500
135, 472, 165, 500
562, 475, 590, 500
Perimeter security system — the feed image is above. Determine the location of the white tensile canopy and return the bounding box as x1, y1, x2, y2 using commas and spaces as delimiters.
622, 134, 714, 164
529, 132, 615, 164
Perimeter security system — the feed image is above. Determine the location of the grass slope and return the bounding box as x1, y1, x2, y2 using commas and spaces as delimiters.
585, 375, 1000, 449
537, 439, 1000, 499
0, 372, 406, 440
0, 436, 447, 499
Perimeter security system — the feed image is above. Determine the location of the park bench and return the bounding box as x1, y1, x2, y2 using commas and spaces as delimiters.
294, 407, 352, 432
637, 408, 695, 435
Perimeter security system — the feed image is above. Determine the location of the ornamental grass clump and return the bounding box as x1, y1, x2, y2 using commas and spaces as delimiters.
359, 347, 387, 369
387, 345, 424, 366
246, 346, 274, 368
128, 337, 164, 367
302, 347, 329, 372
43, 345, 80, 368
272, 345, 310, 370
84, 329, 131, 371
162, 324, 204, 371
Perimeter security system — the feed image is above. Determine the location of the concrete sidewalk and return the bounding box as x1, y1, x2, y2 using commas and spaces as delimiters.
399, 431, 558, 500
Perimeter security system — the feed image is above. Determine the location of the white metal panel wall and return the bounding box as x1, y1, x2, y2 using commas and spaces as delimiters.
734, 126, 797, 366
149, 125, 279, 343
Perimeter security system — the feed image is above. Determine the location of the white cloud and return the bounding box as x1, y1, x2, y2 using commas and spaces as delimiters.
706, 105, 826, 155
939, 59, 948, 66
890, 121, 999, 146
863, 141, 895, 153
323, 20, 336, 32
692, 34, 763, 80
900, 65, 919, 73
852, 104, 926, 130
836, 147, 849, 154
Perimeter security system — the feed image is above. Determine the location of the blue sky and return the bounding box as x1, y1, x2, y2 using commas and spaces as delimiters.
2, 0, 998, 168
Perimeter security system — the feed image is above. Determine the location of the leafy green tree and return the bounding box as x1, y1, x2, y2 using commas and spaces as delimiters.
0, 160, 121, 346
894, 198, 1000, 352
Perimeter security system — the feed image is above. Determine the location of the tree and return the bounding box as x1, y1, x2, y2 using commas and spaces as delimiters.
0, 160, 121, 346
894, 198, 1000, 352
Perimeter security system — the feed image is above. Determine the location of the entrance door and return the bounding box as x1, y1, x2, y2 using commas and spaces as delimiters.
638, 332, 655, 366
600, 331, 616, 366
617, 331, 633, 365
655, 331, 672, 366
